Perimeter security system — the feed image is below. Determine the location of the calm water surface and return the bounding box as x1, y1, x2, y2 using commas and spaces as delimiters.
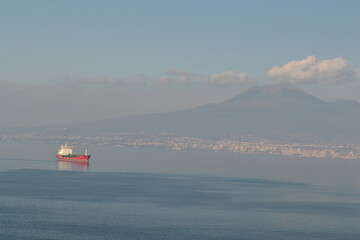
1, 142, 360, 239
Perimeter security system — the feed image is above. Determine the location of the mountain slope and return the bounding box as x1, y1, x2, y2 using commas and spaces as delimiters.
71, 84, 360, 141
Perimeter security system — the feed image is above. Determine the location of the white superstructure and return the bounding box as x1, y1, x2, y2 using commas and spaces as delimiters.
58, 144, 74, 155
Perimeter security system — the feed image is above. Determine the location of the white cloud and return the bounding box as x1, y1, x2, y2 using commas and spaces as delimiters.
267, 56, 359, 84
156, 70, 192, 85
201, 71, 250, 86
156, 75, 172, 85
354, 68, 360, 79
75, 74, 150, 87
77, 75, 109, 85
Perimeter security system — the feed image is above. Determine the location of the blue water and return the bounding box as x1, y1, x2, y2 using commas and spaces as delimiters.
1, 142, 360, 239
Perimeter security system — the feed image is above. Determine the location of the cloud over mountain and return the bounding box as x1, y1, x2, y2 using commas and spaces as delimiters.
267, 56, 359, 85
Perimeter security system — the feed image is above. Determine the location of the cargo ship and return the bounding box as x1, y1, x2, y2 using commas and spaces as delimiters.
56, 144, 90, 163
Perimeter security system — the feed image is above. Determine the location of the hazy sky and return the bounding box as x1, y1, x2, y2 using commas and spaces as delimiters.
1, 0, 360, 127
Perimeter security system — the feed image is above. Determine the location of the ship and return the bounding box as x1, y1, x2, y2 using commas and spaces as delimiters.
56, 144, 90, 163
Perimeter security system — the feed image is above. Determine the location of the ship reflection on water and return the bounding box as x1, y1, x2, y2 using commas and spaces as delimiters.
57, 160, 89, 171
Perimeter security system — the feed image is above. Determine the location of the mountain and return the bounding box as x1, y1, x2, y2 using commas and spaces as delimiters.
69, 84, 360, 142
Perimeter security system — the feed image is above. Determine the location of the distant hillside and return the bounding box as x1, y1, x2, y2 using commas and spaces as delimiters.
66, 84, 360, 142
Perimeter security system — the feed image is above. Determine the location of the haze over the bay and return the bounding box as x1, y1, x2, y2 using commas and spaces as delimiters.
1, 1, 360, 128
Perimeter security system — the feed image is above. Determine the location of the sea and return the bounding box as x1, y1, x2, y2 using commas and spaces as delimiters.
1, 141, 360, 240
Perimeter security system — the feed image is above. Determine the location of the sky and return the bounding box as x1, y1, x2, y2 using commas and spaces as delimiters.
1, 0, 360, 127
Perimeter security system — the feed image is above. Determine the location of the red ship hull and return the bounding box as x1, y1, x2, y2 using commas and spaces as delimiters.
56, 154, 90, 163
